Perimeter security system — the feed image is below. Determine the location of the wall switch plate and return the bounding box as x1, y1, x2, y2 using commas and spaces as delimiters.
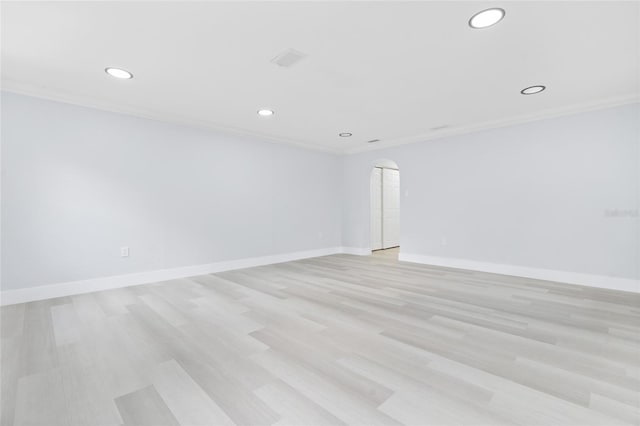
120, 247, 129, 257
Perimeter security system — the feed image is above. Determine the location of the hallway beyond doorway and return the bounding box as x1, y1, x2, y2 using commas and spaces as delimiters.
372, 246, 399, 260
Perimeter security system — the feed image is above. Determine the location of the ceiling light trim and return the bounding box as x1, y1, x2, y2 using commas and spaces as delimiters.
521, 85, 546, 95
105, 67, 133, 79
468, 8, 506, 29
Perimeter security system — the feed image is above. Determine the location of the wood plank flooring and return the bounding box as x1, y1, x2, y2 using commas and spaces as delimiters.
2, 250, 639, 425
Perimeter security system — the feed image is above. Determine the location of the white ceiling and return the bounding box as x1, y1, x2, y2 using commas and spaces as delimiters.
2, 1, 638, 154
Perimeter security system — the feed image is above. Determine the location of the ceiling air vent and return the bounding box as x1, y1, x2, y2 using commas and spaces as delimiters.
430, 125, 449, 131
271, 49, 307, 68
367, 139, 381, 144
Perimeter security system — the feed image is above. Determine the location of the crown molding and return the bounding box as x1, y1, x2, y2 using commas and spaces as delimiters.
1, 80, 343, 155
3, 79, 637, 157
345, 93, 640, 154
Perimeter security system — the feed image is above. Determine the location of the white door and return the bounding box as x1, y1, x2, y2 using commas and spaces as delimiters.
370, 168, 383, 250
382, 168, 400, 248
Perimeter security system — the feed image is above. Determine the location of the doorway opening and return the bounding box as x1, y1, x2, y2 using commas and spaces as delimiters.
370, 160, 400, 257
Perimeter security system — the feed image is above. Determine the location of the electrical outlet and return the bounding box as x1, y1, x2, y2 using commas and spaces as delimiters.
120, 247, 129, 257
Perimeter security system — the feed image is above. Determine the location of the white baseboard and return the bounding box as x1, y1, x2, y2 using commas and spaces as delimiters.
399, 253, 640, 293
340, 247, 372, 256
7, 248, 633, 305
0, 247, 344, 306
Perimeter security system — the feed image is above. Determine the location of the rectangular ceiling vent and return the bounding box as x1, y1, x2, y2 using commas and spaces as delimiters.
367, 139, 381, 144
271, 48, 307, 68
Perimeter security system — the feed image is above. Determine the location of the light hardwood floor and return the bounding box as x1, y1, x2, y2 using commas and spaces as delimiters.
1, 251, 639, 426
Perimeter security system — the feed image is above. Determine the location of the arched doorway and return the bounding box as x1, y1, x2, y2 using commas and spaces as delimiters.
370, 159, 400, 255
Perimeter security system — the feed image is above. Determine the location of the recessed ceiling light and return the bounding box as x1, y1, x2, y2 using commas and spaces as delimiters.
105, 67, 133, 79
469, 8, 505, 29
257, 109, 274, 116
339, 133, 352, 137
520, 85, 546, 95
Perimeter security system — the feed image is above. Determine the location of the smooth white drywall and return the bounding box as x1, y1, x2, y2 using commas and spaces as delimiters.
343, 104, 640, 281
1, 92, 342, 290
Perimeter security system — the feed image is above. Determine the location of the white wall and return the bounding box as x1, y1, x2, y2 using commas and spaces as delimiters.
343, 104, 640, 284
1, 92, 342, 291
2, 93, 638, 296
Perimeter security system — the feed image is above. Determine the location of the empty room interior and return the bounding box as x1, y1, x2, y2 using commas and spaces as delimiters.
1, 1, 640, 425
